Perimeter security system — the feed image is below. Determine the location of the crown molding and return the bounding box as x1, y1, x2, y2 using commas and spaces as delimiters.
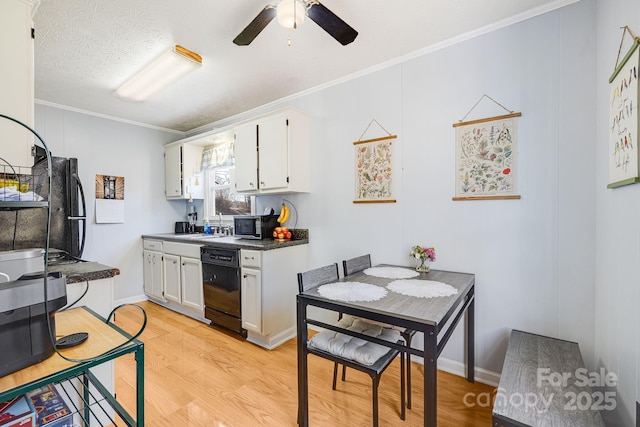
35, 99, 186, 135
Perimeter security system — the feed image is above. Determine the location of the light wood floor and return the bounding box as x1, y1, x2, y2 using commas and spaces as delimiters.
113, 301, 495, 426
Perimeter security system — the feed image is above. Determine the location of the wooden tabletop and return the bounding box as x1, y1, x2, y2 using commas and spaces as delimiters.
0, 307, 132, 393
301, 267, 475, 327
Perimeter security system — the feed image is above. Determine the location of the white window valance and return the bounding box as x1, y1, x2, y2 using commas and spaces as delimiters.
201, 141, 234, 169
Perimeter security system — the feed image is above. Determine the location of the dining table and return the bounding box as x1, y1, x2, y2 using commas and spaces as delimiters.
296, 266, 475, 427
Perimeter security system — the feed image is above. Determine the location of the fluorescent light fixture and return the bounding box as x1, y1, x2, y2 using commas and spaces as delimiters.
114, 45, 202, 102
276, 0, 305, 29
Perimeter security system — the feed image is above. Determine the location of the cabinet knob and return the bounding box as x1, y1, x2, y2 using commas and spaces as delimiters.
260, 181, 265, 185
243, 274, 248, 278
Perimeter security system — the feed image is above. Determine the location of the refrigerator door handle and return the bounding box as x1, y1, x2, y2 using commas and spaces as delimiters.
70, 172, 87, 258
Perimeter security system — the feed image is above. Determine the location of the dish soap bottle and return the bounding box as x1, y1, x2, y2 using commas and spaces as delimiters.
204, 219, 211, 234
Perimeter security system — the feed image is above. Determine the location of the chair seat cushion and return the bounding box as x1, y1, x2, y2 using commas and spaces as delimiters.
309, 316, 401, 366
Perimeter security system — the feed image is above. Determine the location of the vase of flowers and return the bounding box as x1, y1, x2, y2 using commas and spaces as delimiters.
410, 245, 436, 273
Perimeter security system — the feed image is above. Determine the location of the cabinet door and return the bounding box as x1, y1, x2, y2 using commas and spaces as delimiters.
180, 257, 203, 311
143, 250, 164, 300
164, 144, 182, 198
234, 122, 259, 192
258, 114, 289, 191
163, 254, 181, 303
0, 1, 33, 167
241, 267, 262, 333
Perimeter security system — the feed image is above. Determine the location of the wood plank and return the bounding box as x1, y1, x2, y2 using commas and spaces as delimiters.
114, 300, 495, 426
452, 112, 522, 128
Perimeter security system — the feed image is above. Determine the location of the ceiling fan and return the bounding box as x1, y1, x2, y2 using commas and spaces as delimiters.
233, 0, 358, 46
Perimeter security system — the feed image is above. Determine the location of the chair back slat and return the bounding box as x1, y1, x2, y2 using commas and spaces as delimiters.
297, 263, 339, 293
342, 254, 372, 276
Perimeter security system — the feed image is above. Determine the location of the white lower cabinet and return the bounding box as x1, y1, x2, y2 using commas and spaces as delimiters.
143, 238, 205, 321
240, 244, 308, 349
180, 257, 204, 311
143, 240, 164, 301
163, 253, 181, 303
241, 267, 262, 333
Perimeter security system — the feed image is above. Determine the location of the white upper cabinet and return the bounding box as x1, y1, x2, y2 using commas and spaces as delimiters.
234, 108, 310, 194
233, 122, 258, 192
257, 114, 289, 191
0, 0, 35, 167
164, 142, 204, 200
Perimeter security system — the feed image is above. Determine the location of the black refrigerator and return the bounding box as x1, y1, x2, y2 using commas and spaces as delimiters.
0, 152, 87, 260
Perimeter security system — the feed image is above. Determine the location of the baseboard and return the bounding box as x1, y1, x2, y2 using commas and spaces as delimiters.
436, 357, 501, 387
112, 294, 148, 307
247, 326, 296, 350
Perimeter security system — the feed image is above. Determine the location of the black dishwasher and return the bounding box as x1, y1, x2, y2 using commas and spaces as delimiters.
201, 247, 246, 338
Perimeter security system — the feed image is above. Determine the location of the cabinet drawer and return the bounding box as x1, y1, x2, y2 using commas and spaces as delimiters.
240, 250, 261, 268
143, 239, 163, 251
163, 241, 202, 258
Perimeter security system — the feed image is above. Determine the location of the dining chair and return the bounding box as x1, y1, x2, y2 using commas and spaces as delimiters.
343, 254, 417, 410
297, 263, 406, 426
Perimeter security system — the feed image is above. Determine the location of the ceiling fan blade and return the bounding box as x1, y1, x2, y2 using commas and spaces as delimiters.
233, 5, 277, 46
306, 2, 358, 45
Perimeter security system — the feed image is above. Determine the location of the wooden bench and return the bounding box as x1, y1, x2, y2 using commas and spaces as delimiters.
493, 330, 605, 427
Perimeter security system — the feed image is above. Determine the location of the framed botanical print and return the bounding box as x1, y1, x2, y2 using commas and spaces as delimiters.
353, 135, 396, 203
453, 113, 521, 200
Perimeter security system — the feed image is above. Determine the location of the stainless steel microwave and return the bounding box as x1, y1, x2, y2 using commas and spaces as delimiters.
233, 214, 278, 240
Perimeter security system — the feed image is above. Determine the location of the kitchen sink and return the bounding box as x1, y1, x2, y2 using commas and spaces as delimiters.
178, 234, 227, 240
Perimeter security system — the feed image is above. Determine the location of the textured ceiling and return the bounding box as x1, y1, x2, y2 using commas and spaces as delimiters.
33, 0, 571, 132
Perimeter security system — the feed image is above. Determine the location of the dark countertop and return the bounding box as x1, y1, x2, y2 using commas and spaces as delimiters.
142, 232, 309, 250
48, 261, 120, 284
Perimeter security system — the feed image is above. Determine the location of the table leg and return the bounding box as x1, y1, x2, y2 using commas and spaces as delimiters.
424, 327, 437, 427
82, 373, 90, 426
135, 345, 145, 426
296, 296, 309, 427
466, 293, 475, 383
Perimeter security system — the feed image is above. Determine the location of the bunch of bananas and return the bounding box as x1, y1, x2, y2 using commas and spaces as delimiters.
276, 202, 290, 224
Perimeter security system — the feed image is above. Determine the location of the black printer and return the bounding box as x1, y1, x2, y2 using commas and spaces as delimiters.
0, 272, 67, 377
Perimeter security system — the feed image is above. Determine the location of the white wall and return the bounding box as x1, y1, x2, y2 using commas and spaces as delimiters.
34, 105, 184, 302
256, 0, 598, 378
595, 0, 640, 425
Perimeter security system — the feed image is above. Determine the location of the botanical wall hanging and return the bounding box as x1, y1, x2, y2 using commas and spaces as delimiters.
453, 95, 522, 201
353, 119, 396, 203
608, 26, 640, 188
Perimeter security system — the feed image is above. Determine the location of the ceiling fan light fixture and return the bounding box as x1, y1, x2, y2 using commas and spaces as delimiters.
276, 0, 305, 29
114, 45, 202, 102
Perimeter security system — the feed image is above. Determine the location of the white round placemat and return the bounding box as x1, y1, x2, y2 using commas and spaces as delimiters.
317, 281, 388, 302
363, 266, 419, 279
387, 279, 457, 298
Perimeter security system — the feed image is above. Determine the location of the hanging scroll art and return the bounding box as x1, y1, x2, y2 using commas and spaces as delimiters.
453, 95, 522, 201
608, 27, 640, 188
353, 119, 396, 203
